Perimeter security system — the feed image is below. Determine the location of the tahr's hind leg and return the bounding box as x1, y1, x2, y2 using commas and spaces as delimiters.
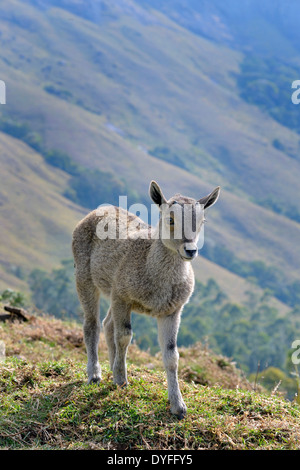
76, 280, 101, 384
102, 308, 116, 371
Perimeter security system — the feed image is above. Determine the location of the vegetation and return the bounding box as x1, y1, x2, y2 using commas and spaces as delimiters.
0, 114, 138, 210
28, 260, 82, 320
44, 84, 73, 101
64, 168, 135, 209
182, 281, 297, 378
237, 55, 300, 137
1, 0, 300, 302
0, 312, 300, 450
0, 116, 43, 152
28, 261, 109, 321
43, 149, 79, 176
43, 148, 140, 209
202, 243, 300, 309
26, 261, 300, 399
0, 4, 299, 448
149, 146, 187, 170
0, 289, 26, 308
255, 195, 300, 225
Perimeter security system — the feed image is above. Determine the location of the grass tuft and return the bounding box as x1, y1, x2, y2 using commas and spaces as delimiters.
0, 313, 300, 450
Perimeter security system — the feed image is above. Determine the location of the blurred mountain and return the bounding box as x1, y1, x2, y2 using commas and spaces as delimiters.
138, 0, 300, 60
0, 0, 299, 315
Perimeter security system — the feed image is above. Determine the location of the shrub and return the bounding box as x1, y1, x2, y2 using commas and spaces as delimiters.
0, 289, 26, 307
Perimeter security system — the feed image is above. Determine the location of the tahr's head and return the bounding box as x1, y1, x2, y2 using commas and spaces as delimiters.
149, 181, 220, 261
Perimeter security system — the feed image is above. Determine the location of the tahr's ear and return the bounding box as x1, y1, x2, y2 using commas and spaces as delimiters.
198, 186, 220, 209
149, 181, 167, 207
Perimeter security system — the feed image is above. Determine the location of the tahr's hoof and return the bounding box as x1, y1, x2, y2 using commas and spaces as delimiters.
114, 379, 128, 388
177, 409, 187, 420
88, 376, 101, 385
171, 403, 187, 420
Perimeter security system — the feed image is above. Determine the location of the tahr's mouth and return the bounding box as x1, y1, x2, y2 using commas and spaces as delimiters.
179, 252, 197, 261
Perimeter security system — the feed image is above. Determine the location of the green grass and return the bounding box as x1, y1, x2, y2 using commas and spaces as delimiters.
0, 312, 299, 450
0, 1, 300, 409
1, 358, 299, 450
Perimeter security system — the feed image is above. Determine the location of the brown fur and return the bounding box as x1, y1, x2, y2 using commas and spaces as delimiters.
72, 181, 220, 418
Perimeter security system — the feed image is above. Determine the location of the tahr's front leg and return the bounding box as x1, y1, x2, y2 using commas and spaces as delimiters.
157, 310, 186, 419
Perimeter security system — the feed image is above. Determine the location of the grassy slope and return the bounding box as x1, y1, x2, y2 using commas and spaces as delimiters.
0, 128, 290, 313
0, 0, 299, 305
0, 131, 85, 291
0, 310, 299, 450
0, 126, 291, 315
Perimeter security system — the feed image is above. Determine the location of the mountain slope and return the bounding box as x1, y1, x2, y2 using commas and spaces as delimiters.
0, 0, 299, 306
138, 0, 300, 60
0, 131, 85, 290
3, 0, 300, 207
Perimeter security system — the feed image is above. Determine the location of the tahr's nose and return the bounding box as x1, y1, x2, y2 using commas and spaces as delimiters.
184, 248, 197, 259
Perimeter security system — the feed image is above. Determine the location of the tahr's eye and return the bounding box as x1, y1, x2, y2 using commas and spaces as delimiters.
167, 217, 175, 226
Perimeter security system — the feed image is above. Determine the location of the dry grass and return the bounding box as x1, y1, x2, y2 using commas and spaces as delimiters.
0, 309, 252, 391
0, 311, 299, 450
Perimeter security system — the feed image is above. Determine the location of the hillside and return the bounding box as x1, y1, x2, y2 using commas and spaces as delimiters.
138, 0, 300, 60
0, 308, 300, 450
0, 0, 300, 295
0, 0, 300, 407
0, 131, 85, 291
